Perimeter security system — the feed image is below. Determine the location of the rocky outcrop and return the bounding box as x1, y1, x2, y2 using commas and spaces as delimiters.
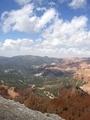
34, 63, 78, 77
74, 62, 90, 80
74, 63, 90, 95
7, 87, 19, 99
0, 85, 19, 99
74, 69, 90, 82
0, 85, 90, 120
80, 83, 90, 95
0, 95, 64, 120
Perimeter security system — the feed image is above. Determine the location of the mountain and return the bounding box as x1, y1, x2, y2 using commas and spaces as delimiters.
0, 55, 90, 97
0, 55, 87, 80
0, 55, 88, 77
0, 55, 90, 120
0, 55, 86, 96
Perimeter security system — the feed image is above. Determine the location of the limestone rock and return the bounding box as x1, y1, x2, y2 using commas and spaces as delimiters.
0, 95, 65, 120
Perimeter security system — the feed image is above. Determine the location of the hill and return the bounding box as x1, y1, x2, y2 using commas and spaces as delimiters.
0, 85, 90, 120
0, 55, 90, 120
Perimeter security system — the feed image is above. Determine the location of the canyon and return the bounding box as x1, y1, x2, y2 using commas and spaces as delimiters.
0, 55, 90, 120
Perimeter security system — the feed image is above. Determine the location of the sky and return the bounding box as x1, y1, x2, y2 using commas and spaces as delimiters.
0, 0, 90, 58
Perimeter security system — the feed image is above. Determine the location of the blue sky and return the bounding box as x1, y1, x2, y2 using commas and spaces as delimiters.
0, 0, 90, 57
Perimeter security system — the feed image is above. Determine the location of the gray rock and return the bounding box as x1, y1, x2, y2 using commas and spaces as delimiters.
0, 96, 65, 120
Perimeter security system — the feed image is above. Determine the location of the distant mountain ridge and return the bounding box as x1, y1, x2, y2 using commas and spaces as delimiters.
0, 55, 90, 89
0, 55, 88, 74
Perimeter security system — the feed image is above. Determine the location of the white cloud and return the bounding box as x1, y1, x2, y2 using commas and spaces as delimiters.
0, 20, 90, 58
69, 0, 87, 9
15, 0, 31, 6
1, 39, 34, 51
42, 15, 89, 47
1, 14, 90, 57
15, 0, 43, 6
0, 1, 90, 58
1, 4, 34, 33
38, 15, 90, 57
36, 7, 47, 11
35, 8, 56, 31
1, 4, 56, 33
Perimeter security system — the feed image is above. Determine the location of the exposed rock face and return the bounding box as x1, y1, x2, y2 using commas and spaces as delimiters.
0, 95, 64, 120
74, 69, 90, 82
33, 58, 90, 77
0, 85, 90, 120
80, 83, 90, 95
8, 87, 19, 99
0, 85, 19, 99
74, 63, 90, 95
74, 62, 90, 81
34, 62, 78, 77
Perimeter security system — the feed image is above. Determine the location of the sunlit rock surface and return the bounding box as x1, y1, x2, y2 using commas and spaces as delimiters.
0, 95, 65, 120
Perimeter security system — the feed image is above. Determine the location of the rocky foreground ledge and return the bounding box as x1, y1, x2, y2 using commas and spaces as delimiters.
0, 96, 64, 120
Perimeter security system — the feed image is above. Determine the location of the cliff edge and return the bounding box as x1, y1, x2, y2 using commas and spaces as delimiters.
0, 95, 64, 120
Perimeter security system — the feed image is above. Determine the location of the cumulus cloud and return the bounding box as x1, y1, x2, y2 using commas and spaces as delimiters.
42, 15, 89, 47
1, 4, 34, 33
1, 39, 34, 51
0, 38, 54, 57
35, 8, 56, 31
1, 4, 56, 33
0, 38, 90, 57
0, 14, 90, 58
40, 15, 90, 57
0, 0, 90, 57
68, 0, 87, 9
